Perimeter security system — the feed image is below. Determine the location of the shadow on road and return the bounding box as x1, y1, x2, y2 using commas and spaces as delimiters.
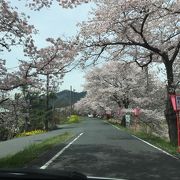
57, 126, 75, 130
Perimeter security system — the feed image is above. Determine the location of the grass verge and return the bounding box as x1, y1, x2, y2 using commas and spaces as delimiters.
0, 132, 73, 168
109, 121, 179, 157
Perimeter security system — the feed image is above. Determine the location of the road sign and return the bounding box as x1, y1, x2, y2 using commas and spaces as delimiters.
125, 114, 131, 122
170, 95, 180, 112
125, 114, 131, 127
170, 94, 180, 152
176, 96, 180, 111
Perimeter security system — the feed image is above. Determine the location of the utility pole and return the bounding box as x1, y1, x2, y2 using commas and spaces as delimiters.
70, 85, 72, 116
45, 73, 50, 130
73, 89, 75, 111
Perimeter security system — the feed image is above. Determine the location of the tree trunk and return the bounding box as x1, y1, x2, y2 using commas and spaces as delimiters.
164, 59, 177, 144
123, 96, 129, 109
164, 95, 177, 144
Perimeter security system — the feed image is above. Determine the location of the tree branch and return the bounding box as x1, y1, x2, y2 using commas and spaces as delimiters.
0, 98, 9, 105
134, 53, 153, 68
170, 40, 180, 62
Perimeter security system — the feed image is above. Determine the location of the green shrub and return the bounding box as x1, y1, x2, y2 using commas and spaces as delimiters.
67, 115, 80, 124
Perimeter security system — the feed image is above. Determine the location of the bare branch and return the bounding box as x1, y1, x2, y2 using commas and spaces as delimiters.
134, 53, 153, 68
170, 40, 180, 62
0, 98, 9, 105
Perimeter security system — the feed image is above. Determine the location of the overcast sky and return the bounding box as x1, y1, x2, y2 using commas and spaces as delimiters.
3, 1, 94, 92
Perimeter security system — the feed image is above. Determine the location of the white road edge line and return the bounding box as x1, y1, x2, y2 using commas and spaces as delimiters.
40, 132, 84, 169
112, 124, 120, 130
132, 135, 178, 160
108, 121, 179, 160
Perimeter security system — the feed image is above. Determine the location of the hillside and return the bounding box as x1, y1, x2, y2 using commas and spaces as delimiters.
53, 90, 86, 108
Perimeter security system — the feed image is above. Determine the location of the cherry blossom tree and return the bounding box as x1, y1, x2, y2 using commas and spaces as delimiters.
0, 0, 82, 133
84, 61, 162, 109
0, 93, 26, 140
74, 0, 180, 144
76, 61, 166, 131
0, 0, 82, 94
29, 38, 78, 130
74, 97, 93, 115
0, 0, 37, 93
0, 0, 36, 52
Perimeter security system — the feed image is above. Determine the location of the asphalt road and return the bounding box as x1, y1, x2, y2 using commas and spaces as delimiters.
35, 118, 180, 180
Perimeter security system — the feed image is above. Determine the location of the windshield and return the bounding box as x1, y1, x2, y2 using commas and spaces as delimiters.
0, 0, 180, 179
